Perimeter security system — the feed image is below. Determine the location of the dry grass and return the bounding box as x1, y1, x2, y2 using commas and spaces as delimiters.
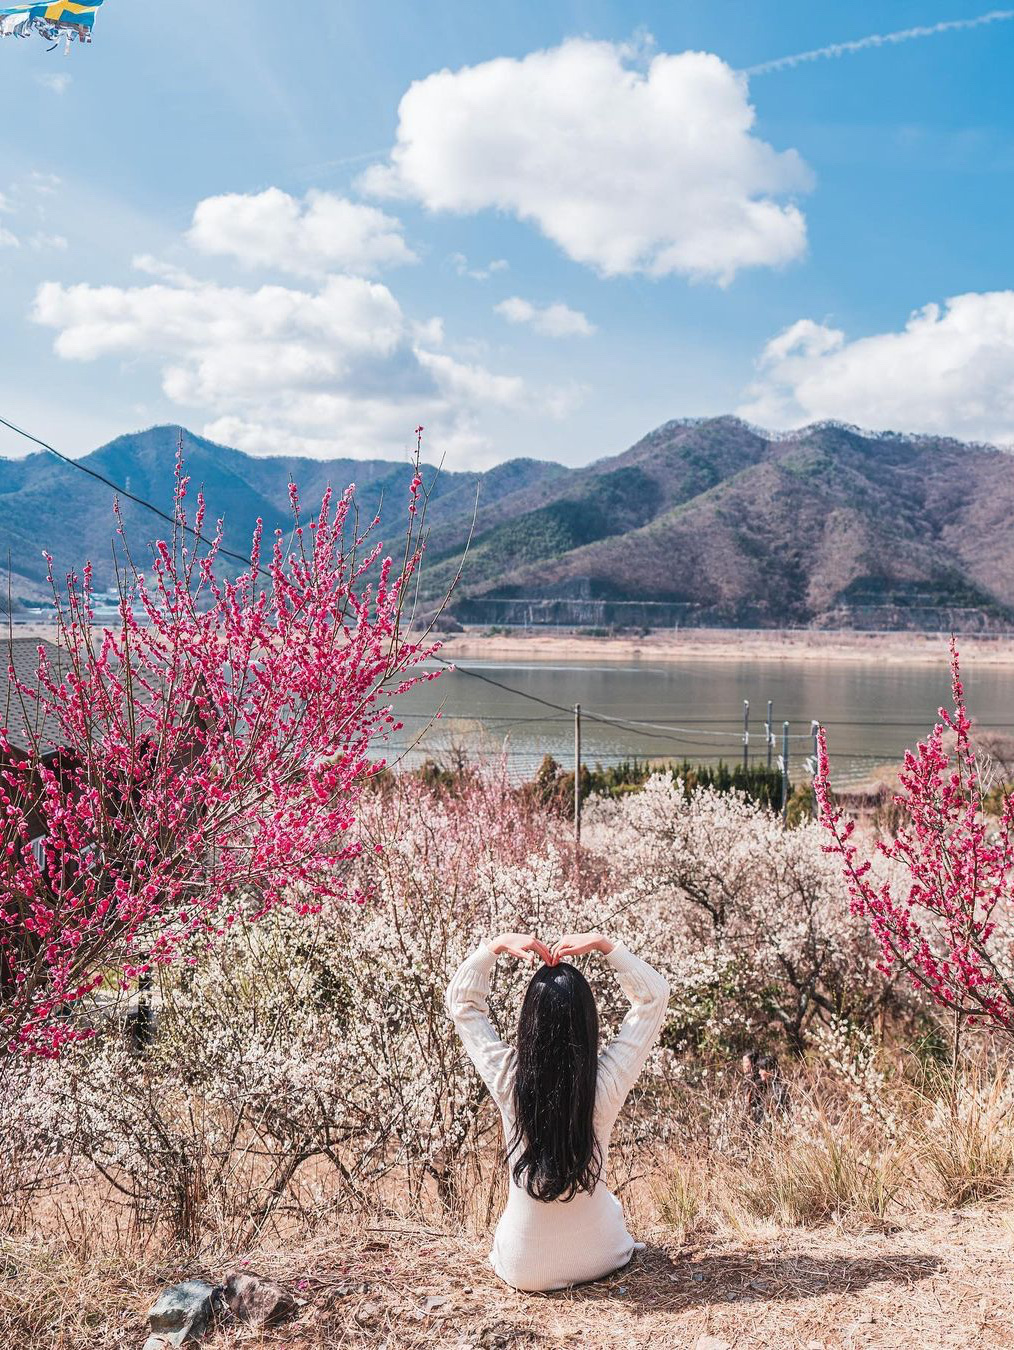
8, 1066, 1014, 1348
4, 1208, 1014, 1349
915, 1074, 1014, 1208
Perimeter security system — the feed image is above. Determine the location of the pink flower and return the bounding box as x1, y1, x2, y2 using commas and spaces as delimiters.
0, 442, 438, 1056
817, 640, 1014, 1033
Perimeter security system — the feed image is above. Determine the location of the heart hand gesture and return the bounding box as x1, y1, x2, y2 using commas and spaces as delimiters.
551, 931, 615, 962
489, 932, 554, 966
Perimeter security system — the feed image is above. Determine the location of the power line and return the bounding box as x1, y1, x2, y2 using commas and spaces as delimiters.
395, 711, 572, 724
432, 655, 579, 716
0, 413, 268, 574
432, 660, 1006, 742
435, 659, 804, 747
421, 660, 809, 753
435, 663, 763, 748
581, 715, 746, 750
583, 708, 744, 739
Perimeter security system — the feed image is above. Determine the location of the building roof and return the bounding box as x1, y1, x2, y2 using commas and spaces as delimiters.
2, 637, 68, 754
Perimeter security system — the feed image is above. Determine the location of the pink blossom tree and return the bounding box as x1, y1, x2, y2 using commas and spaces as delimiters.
1, 447, 438, 1056
815, 642, 1014, 1034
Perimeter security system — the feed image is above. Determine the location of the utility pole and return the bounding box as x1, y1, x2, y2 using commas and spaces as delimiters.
742, 699, 750, 771
811, 720, 820, 819
574, 703, 582, 846
766, 700, 773, 771
781, 721, 789, 824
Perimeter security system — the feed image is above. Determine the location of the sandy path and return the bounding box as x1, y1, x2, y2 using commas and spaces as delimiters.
438, 628, 1014, 668
12, 620, 1013, 667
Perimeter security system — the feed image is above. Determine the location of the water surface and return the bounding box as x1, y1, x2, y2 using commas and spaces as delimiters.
386, 655, 1014, 785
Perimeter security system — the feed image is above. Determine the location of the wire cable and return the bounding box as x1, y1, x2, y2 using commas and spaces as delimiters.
432, 655, 579, 716
437, 659, 804, 746
0, 413, 269, 574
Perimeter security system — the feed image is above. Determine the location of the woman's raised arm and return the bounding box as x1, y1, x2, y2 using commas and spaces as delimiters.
588, 938, 670, 1121
444, 933, 551, 1112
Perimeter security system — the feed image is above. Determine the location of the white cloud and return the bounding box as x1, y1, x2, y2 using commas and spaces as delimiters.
738, 292, 1014, 444
28, 232, 67, 251
416, 348, 525, 406
37, 72, 72, 94
495, 296, 596, 338
31, 256, 540, 466
412, 315, 444, 346
362, 37, 810, 284
132, 254, 201, 287
187, 187, 417, 278
29, 172, 60, 196
449, 252, 509, 280
0, 181, 71, 250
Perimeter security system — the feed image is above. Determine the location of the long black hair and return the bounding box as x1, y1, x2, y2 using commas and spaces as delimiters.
510, 961, 602, 1202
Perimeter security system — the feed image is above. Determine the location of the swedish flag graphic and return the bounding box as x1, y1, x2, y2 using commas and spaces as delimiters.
1, 0, 104, 44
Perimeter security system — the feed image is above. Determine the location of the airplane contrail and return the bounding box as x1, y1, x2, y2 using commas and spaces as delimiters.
744, 9, 1014, 76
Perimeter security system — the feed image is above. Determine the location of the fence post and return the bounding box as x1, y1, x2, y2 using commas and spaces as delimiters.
742, 699, 750, 771
781, 721, 790, 823
131, 972, 155, 1053
574, 703, 582, 846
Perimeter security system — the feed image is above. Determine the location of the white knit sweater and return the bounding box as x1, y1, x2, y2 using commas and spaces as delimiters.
445, 942, 670, 1292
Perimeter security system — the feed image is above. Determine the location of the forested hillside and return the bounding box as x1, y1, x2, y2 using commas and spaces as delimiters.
3, 417, 1013, 630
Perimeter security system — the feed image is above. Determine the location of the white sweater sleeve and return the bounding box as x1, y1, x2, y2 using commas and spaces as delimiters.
444, 944, 516, 1113
595, 942, 670, 1122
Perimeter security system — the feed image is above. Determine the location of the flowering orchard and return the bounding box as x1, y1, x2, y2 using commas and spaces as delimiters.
0, 448, 436, 1057
1, 761, 969, 1245
7, 629, 1014, 1252
583, 775, 892, 1051
816, 642, 1014, 1034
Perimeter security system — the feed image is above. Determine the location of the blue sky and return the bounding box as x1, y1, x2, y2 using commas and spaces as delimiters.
1, 1, 1013, 469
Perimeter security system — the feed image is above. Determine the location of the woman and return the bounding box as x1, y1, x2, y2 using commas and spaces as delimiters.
445, 929, 670, 1292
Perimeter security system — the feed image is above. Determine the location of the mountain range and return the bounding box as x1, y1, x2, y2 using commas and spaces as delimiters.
2, 418, 1013, 630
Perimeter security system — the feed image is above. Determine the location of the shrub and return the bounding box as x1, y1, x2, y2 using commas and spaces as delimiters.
583, 776, 896, 1052
0, 450, 431, 1057
817, 642, 1014, 1036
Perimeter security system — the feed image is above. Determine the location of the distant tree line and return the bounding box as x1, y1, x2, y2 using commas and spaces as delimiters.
404, 753, 790, 816
526, 755, 789, 817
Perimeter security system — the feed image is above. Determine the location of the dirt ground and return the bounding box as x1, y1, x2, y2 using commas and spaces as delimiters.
14, 1207, 1004, 1350
255, 1212, 1014, 1349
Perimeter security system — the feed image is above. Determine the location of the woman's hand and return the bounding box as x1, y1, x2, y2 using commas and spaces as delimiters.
552, 931, 615, 962
489, 932, 554, 965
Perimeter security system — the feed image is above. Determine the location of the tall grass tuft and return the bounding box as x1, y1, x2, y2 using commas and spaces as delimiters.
652, 1165, 702, 1242
917, 1068, 1014, 1206
725, 1117, 898, 1227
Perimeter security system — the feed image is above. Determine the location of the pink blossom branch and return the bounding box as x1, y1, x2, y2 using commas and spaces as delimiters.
1, 442, 439, 1057
815, 641, 1014, 1033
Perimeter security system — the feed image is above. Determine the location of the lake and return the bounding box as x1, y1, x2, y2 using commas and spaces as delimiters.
386, 655, 1014, 785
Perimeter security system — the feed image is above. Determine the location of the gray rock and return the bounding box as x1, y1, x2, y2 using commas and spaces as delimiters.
223, 1271, 297, 1328
146, 1280, 218, 1346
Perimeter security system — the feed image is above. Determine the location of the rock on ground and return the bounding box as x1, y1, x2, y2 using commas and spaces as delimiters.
223, 1270, 297, 1327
